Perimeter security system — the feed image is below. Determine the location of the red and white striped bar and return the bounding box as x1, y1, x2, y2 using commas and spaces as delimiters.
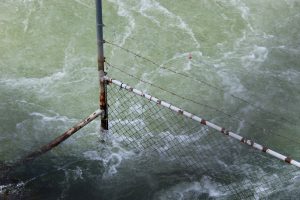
106, 77, 300, 168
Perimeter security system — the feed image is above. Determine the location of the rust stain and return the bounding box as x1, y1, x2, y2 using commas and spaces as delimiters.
285, 157, 292, 164
262, 146, 268, 152
200, 119, 207, 125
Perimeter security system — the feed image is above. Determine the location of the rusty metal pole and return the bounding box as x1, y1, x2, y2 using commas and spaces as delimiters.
0, 109, 103, 180
17, 109, 103, 165
96, 0, 108, 130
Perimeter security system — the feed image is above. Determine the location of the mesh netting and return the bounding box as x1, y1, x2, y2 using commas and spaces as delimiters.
107, 80, 299, 199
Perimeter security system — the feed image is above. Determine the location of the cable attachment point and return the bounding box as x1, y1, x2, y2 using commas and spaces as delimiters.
97, 23, 105, 27
120, 83, 124, 90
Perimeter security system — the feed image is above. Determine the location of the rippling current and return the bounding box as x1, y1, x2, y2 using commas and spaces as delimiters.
1, 0, 300, 199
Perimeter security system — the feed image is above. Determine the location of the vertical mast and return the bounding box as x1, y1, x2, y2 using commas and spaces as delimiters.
96, 0, 108, 130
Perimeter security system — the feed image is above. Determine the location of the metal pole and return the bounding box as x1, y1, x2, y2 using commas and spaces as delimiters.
96, 0, 108, 130
18, 109, 103, 165
0, 109, 103, 180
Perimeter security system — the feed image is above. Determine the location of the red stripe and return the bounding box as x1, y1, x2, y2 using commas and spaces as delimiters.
262, 146, 268, 152
221, 128, 225, 134
285, 157, 292, 164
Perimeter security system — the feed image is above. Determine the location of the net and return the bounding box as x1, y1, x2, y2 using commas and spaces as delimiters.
107, 77, 300, 199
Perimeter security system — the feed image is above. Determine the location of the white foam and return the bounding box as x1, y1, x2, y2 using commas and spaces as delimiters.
217, 69, 246, 95
29, 112, 73, 123
14, 111, 75, 137
0, 182, 25, 196
0, 185, 8, 194
236, 119, 245, 134
158, 130, 208, 146
0, 71, 65, 96
73, 166, 83, 180
83, 132, 138, 177
107, 0, 135, 47
154, 176, 225, 199
138, 0, 161, 26
276, 69, 300, 84
110, 118, 146, 128
136, 0, 200, 48
243, 45, 268, 63
83, 151, 103, 161
130, 104, 145, 115
231, 0, 250, 20
74, 0, 93, 9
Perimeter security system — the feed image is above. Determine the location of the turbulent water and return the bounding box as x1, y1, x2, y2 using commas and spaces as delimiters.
1, 0, 300, 199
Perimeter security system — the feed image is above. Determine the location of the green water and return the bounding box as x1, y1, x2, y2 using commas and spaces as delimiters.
1, 0, 300, 199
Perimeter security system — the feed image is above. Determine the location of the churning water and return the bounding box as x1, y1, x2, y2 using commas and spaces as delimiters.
1, 0, 300, 199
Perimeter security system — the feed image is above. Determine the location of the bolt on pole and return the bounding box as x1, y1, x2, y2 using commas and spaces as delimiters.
96, 0, 108, 130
